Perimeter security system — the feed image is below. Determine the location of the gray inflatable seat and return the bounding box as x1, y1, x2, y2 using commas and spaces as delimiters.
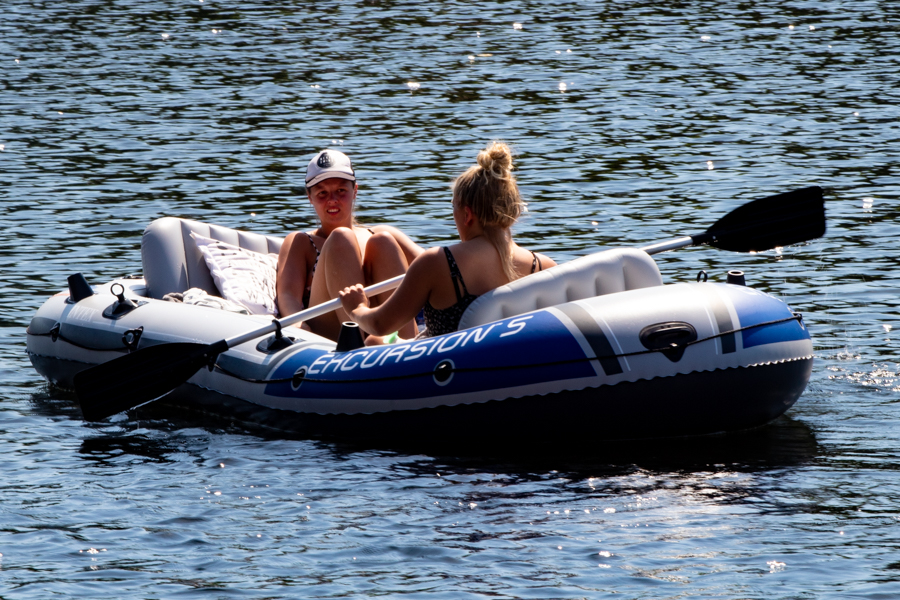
142, 217, 285, 299
458, 248, 663, 330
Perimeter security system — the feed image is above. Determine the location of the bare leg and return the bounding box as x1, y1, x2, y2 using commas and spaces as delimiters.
305, 228, 365, 341
363, 232, 417, 339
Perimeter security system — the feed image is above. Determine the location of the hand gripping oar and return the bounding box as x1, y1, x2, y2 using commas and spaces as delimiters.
640, 186, 825, 255
73, 274, 405, 422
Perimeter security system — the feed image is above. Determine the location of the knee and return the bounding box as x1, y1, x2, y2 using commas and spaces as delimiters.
321, 227, 357, 253
365, 231, 401, 260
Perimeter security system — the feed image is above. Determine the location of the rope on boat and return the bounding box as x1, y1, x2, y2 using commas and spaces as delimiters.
27, 325, 131, 353
212, 314, 805, 385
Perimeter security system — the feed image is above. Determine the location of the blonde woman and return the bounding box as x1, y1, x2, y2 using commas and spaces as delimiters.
276, 149, 422, 341
339, 141, 556, 338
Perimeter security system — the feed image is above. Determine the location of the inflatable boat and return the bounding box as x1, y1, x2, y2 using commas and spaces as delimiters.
26, 188, 825, 441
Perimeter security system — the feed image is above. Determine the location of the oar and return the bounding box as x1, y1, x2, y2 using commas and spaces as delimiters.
73, 274, 405, 422
640, 185, 825, 255
74, 185, 826, 422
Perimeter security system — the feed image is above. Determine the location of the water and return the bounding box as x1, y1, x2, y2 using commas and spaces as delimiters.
2, 1, 900, 597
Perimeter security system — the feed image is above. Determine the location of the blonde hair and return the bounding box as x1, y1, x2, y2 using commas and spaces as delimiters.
453, 141, 526, 281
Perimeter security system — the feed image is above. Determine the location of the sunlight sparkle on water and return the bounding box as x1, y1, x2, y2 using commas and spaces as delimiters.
407, 82, 421, 90
559, 82, 567, 92
863, 197, 874, 211
513, 23, 523, 30
707, 161, 714, 170
768, 560, 786, 573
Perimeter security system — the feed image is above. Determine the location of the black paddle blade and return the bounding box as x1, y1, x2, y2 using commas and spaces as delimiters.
73, 341, 227, 422
696, 186, 826, 252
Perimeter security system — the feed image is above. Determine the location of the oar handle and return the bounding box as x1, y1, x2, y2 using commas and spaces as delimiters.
223, 274, 405, 349
639, 236, 693, 255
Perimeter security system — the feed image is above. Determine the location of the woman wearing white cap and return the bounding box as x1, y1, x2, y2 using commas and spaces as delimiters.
338, 141, 555, 340
276, 149, 422, 341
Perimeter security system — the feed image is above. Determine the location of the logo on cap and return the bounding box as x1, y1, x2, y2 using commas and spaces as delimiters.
317, 152, 333, 168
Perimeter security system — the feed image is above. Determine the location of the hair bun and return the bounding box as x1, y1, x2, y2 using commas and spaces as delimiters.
477, 141, 513, 178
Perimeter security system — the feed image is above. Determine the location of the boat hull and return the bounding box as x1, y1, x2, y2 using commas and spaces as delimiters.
26, 278, 814, 440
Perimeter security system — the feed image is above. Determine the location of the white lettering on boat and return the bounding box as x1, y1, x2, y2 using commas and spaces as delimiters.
340, 350, 369, 371
437, 331, 467, 353
322, 353, 352, 374
379, 344, 408, 366
461, 324, 498, 346
305, 315, 535, 375
360, 350, 383, 369
403, 339, 433, 361
500, 315, 533, 337
307, 354, 331, 375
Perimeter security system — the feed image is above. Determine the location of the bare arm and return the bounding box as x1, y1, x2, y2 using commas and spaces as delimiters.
276, 232, 311, 317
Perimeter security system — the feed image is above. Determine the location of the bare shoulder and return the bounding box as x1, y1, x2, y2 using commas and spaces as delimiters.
280, 230, 319, 261
412, 245, 446, 267
535, 251, 557, 269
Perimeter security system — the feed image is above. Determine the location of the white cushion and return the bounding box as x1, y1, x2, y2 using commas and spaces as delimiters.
191, 232, 280, 315
142, 217, 284, 300
458, 248, 662, 329
181, 288, 251, 315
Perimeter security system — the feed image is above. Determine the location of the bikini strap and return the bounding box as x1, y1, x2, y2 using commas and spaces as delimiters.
530, 250, 542, 274
442, 246, 469, 302
305, 232, 320, 260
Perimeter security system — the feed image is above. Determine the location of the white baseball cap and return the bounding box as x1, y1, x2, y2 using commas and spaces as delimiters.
305, 150, 356, 188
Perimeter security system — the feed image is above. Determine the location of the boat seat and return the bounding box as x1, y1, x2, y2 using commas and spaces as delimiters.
142, 217, 284, 299
458, 248, 663, 330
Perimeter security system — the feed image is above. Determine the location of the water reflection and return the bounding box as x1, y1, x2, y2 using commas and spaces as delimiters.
56, 386, 819, 477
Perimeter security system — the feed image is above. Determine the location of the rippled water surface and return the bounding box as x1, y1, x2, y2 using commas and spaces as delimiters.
3, 1, 900, 598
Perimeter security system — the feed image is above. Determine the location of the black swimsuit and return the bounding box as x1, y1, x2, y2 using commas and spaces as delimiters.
301, 232, 320, 309
423, 247, 543, 337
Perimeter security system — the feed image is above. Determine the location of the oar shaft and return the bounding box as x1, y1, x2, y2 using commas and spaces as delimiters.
224, 274, 405, 349
640, 236, 693, 255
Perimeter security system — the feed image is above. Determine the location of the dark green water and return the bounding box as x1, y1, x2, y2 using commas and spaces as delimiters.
2, 1, 899, 598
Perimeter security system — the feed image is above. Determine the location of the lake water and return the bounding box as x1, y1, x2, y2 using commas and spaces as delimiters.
2, 1, 900, 598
